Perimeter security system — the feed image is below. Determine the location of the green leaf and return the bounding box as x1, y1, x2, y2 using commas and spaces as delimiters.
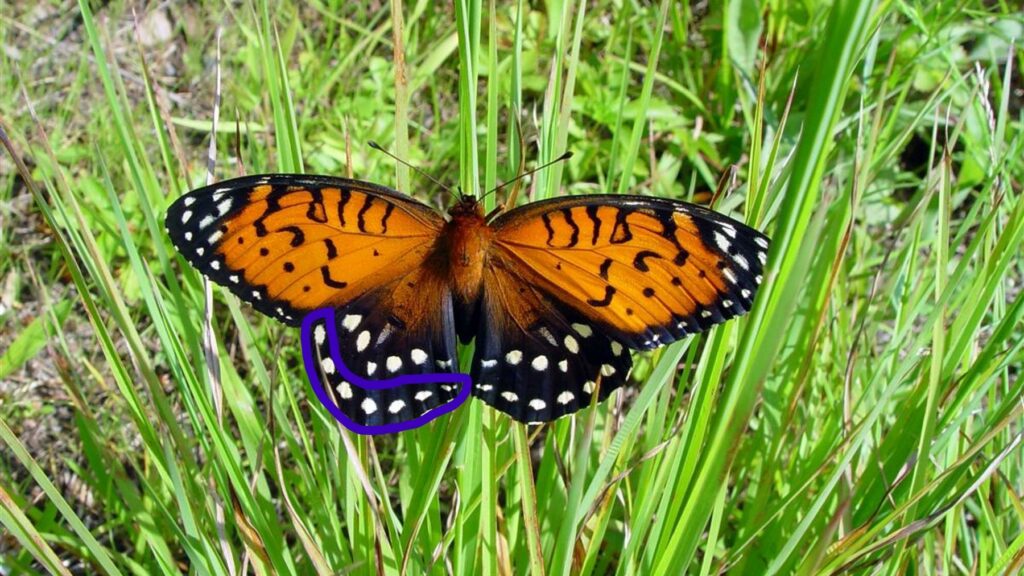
0, 300, 71, 380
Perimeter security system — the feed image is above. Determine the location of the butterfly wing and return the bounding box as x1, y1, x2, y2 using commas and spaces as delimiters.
472, 194, 769, 423
305, 308, 463, 430
470, 260, 632, 423
165, 175, 460, 391
165, 174, 446, 325
489, 194, 769, 350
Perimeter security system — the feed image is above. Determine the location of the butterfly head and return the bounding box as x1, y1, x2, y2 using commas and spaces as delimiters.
448, 192, 485, 220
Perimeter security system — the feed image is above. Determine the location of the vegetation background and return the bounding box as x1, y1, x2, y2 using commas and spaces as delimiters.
1, 0, 1022, 574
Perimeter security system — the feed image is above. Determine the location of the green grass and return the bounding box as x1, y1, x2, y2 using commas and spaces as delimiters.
1, 1, 1022, 574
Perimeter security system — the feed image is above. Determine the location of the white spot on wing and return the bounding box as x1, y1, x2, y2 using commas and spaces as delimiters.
339, 382, 353, 399
701, 310, 712, 318
184, 232, 193, 241
181, 210, 193, 224
583, 381, 595, 394
361, 398, 377, 415
341, 314, 362, 331
481, 359, 498, 369
388, 400, 406, 414
229, 274, 239, 284
734, 253, 750, 270
755, 236, 769, 249
558, 359, 568, 372
217, 198, 233, 216
252, 290, 261, 300
714, 232, 731, 254
505, 350, 523, 365
571, 323, 593, 338
314, 325, 326, 345
183, 197, 196, 207
563, 335, 579, 354
531, 355, 548, 371
529, 399, 547, 411
720, 222, 737, 238
415, 391, 433, 401
476, 384, 493, 392
758, 251, 767, 266
366, 362, 377, 376
320, 358, 335, 374
411, 349, 428, 365
722, 268, 738, 284
557, 391, 574, 405
199, 214, 216, 229
501, 391, 518, 402
386, 356, 403, 373
436, 359, 453, 369
537, 326, 557, 346
356, 330, 371, 352
208, 230, 223, 244
741, 289, 751, 298
600, 364, 616, 377
210, 260, 220, 270
196, 247, 205, 256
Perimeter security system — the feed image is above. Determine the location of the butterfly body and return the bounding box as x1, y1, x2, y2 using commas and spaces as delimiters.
166, 174, 769, 426
441, 197, 492, 312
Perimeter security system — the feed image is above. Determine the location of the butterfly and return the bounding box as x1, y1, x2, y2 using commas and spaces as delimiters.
165, 173, 769, 427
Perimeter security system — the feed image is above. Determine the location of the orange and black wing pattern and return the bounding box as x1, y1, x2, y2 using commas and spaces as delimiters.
165, 175, 463, 425
166, 173, 771, 428
166, 174, 445, 325
468, 194, 768, 423
489, 195, 768, 350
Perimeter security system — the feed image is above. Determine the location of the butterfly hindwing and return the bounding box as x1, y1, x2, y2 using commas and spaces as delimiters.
470, 261, 632, 423
330, 266, 460, 380
165, 174, 445, 325
490, 195, 769, 350
307, 310, 460, 428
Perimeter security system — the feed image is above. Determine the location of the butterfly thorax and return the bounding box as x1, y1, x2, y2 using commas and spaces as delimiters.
443, 196, 493, 307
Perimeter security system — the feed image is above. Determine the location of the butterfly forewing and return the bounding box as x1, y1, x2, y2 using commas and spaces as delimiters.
490, 195, 769, 350
165, 174, 445, 325
166, 174, 465, 388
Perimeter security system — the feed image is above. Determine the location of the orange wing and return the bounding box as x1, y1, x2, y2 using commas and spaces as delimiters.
166, 175, 463, 412
165, 174, 445, 325
489, 195, 769, 350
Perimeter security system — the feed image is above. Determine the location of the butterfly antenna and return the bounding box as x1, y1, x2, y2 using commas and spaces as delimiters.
368, 141, 452, 194
481, 151, 573, 202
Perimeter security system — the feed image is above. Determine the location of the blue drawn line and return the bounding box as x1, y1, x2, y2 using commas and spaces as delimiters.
301, 308, 471, 435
